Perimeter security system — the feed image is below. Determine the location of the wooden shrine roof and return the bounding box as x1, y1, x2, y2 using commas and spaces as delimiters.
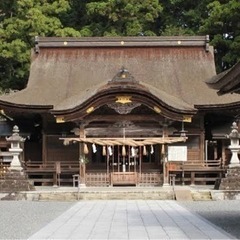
0, 36, 239, 116
206, 61, 240, 95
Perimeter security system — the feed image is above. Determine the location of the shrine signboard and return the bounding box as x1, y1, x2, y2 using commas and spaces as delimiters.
168, 146, 187, 162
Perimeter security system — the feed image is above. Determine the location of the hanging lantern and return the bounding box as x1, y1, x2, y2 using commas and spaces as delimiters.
92, 143, 97, 153
150, 145, 154, 154
102, 146, 106, 156
143, 145, 147, 156
84, 143, 89, 154
122, 145, 126, 156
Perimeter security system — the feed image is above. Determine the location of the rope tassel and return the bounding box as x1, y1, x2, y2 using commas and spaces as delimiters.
84, 143, 89, 154
102, 146, 106, 156
122, 145, 126, 156
150, 145, 154, 154
108, 146, 113, 156
92, 143, 97, 153
143, 145, 147, 156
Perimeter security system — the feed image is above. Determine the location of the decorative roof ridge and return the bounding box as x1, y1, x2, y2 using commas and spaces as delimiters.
34, 35, 210, 53
108, 66, 138, 84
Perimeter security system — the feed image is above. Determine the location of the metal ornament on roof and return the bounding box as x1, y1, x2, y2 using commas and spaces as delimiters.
110, 66, 139, 83
107, 102, 141, 114
108, 67, 141, 114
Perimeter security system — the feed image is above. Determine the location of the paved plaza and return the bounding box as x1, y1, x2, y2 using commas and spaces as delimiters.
27, 200, 234, 240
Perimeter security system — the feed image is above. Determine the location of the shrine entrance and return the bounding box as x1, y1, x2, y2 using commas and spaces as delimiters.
61, 136, 187, 187
108, 145, 141, 186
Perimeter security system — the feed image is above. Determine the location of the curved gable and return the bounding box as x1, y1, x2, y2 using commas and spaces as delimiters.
52, 67, 195, 121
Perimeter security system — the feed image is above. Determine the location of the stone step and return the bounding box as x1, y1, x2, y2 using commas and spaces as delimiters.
175, 190, 193, 201
0, 188, 216, 201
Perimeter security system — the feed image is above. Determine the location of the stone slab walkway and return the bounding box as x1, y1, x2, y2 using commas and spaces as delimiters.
28, 200, 234, 240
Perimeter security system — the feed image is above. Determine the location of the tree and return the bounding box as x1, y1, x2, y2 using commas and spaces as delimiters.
81, 0, 163, 36
200, 0, 240, 72
1, 0, 239, 90
159, 0, 212, 36
0, 0, 80, 90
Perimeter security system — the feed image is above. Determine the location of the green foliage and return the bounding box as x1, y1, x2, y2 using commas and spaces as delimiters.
0, 0, 240, 90
0, 0, 80, 90
79, 155, 89, 164
84, 0, 163, 36
161, 25, 195, 36
159, 0, 212, 35
200, 0, 240, 71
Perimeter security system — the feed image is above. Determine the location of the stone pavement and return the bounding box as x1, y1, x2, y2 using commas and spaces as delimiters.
28, 200, 234, 240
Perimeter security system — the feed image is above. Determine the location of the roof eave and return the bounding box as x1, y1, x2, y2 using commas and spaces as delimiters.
34, 35, 210, 52
206, 61, 240, 91
195, 101, 240, 111
0, 100, 53, 112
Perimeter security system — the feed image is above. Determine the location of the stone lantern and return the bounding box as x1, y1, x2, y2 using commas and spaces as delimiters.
227, 122, 240, 168
6, 125, 25, 171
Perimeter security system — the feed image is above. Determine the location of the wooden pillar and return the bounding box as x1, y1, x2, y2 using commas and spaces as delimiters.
162, 123, 170, 186
107, 146, 109, 175
118, 145, 120, 172
190, 172, 195, 186
199, 116, 205, 161
222, 141, 226, 167
42, 133, 47, 164
112, 146, 114, 173
214, 144, 218, 160
42, 117, 47, 165
139, 146, 142, 174
162, 144, 169, 186
79, 123, 86, 187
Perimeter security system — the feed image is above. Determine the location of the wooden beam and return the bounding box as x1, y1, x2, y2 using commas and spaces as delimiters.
83, 114, 163, 123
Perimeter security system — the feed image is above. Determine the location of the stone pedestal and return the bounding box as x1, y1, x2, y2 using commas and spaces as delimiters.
219, 167, 240, 190
9, 152, 23, 171
0, 170, 35, 193
0, 125, 34, 193
228, 147, 240, 168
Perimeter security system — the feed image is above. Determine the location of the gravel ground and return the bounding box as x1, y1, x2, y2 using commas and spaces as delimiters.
0, 201, 74, 239
0, 200, 240, 239
179, 200, 240, 239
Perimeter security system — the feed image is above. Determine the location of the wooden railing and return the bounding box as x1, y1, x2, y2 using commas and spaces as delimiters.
110, 172, 138, 186
24, 159, 224, 187
168, 159, 226, 185
85, 172, 162, 187
138, 172, 162, 186
86, 172, 110, 187
25, 161, 79, 186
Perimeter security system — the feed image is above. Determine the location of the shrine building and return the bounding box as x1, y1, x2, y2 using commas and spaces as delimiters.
0, 36, 239, 187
